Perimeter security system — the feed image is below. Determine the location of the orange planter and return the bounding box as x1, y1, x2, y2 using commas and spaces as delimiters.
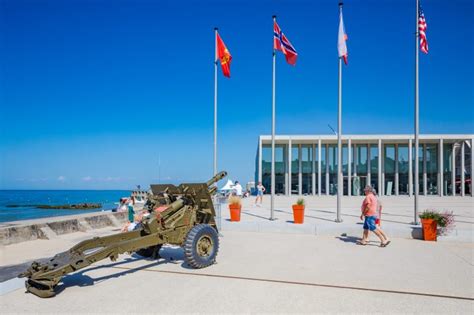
292, 205, 305, 224
229, 204, 241, 222
421, 218, 437, 241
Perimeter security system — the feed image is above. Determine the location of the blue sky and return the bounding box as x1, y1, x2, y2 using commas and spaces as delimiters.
0, 0, 472, 189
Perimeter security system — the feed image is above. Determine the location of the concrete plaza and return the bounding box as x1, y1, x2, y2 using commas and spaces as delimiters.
219, 195, 473, 242
0, 224, 473, 313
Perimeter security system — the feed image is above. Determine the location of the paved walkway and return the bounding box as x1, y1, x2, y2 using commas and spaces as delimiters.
0, 227, 473, 313
218, 196, 474, 242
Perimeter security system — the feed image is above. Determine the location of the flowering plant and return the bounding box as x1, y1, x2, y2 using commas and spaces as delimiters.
437, 211, 455, 236
419, 209, 455, 236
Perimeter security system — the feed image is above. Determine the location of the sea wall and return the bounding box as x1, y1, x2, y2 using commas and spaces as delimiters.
0, 211, 128, 246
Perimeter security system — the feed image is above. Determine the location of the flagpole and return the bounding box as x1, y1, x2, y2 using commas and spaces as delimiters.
336, 3, 343, 223
214, 27, 218, 177
270, 15, 276, 220
414, 0, 420, 225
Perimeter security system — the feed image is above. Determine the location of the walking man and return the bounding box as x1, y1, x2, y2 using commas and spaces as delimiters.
358, 186, 390, 247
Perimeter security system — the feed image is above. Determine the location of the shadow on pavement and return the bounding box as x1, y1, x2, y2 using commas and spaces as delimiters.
52, 246, 191, 296
335, 235, 379, 247
241, 211, 269, 220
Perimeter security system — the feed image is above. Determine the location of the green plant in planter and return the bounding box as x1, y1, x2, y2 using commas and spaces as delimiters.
296, 198, 305, 206
419, 210, 442, 221
419, 209, 455, 235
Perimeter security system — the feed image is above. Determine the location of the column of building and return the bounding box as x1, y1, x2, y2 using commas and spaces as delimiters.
395, 144, 399, 195
461, 141, 465, 196
287, 138, 292, 195
471, 138, 474, 197
452, 143, 456, 197
423, 143, 427, 195
439, 139, 443, 196
318, 139, 322, 196
258, 137, 262, 183
409, 139, 413, 196
353, 143, 358, 196
298, 144, 302, 195
379, 140, 383, 195
312, 143, 316, 195
326, 144, 330, 195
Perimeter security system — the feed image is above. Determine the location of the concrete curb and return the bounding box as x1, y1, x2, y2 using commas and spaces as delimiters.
0, 212, 128, 246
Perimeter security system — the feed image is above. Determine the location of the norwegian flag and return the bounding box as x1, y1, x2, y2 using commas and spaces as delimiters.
418, 3, 429, 54
273, 21, 297, 65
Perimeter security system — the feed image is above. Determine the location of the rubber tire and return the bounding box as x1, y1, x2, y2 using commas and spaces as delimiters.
136, 245, 162, 258
184, 224, 219, 269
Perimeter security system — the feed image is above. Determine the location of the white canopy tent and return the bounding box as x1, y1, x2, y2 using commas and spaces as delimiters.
219, 179, 234, 192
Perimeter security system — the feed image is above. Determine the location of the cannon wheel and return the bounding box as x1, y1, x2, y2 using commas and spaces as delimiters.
136, 245, 162, 259
184, 224, 219, 268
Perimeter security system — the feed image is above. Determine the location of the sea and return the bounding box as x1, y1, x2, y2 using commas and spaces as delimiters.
0, 190, 130, 223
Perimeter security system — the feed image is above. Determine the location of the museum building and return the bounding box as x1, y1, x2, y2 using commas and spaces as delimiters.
256, 134, 473, 197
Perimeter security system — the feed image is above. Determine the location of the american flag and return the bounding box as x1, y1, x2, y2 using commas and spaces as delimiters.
418, 3, 429, 54
273, 21, 298, 65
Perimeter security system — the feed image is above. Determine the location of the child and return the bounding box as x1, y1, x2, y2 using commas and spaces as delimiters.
375, 194, 382, 226
374, 192, 389, 243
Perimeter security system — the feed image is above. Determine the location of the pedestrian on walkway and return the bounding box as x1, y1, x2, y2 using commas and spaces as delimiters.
255, 181, 265, 206
127, 196, 135, 223
358, 186, 390, 247
374, 189, 390, 242
232, 181, 243, 197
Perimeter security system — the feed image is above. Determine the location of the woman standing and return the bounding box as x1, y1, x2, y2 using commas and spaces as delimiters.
255, 182, 266, 206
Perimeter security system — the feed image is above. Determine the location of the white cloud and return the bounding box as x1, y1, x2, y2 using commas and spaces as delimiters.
57, 176, 66, 182
101, 176, 121, 182
82, 176, 93, 182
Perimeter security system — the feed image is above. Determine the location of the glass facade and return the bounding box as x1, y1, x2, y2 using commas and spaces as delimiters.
370, 145, 379, 193
301, 145, 313, 195
259, 137, 472, 197
291, 145, 299, 194
352, 144, 367, 196
384, 145, 395, 196
262, 144, 286, 194
320, 145, 327, 194
425, 144, 438, 195
443, 144, 453, 196
342, 145, 348, 195
328, 145, 337, 195
398, 145, 409, 195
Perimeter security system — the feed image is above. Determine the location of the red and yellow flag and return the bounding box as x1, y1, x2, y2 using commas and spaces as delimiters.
216, 32, 232, 78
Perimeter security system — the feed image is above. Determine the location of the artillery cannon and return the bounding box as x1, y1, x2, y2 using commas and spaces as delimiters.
19, 171, 227, 298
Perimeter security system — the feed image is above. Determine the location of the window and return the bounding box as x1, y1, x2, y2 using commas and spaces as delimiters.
291, 145, 299, 194
301, 145, 312, 194
398, 145, 409, 195
262, 144, 286, 194
384, 145, 395, 196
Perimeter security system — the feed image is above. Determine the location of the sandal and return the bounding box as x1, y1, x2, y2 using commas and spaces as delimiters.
381, 240, 391, 247
357, 240, 368, 246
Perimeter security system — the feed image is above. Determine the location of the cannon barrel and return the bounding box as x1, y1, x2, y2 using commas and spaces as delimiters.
208, 186, 217, 195
206, 171, 227, 187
